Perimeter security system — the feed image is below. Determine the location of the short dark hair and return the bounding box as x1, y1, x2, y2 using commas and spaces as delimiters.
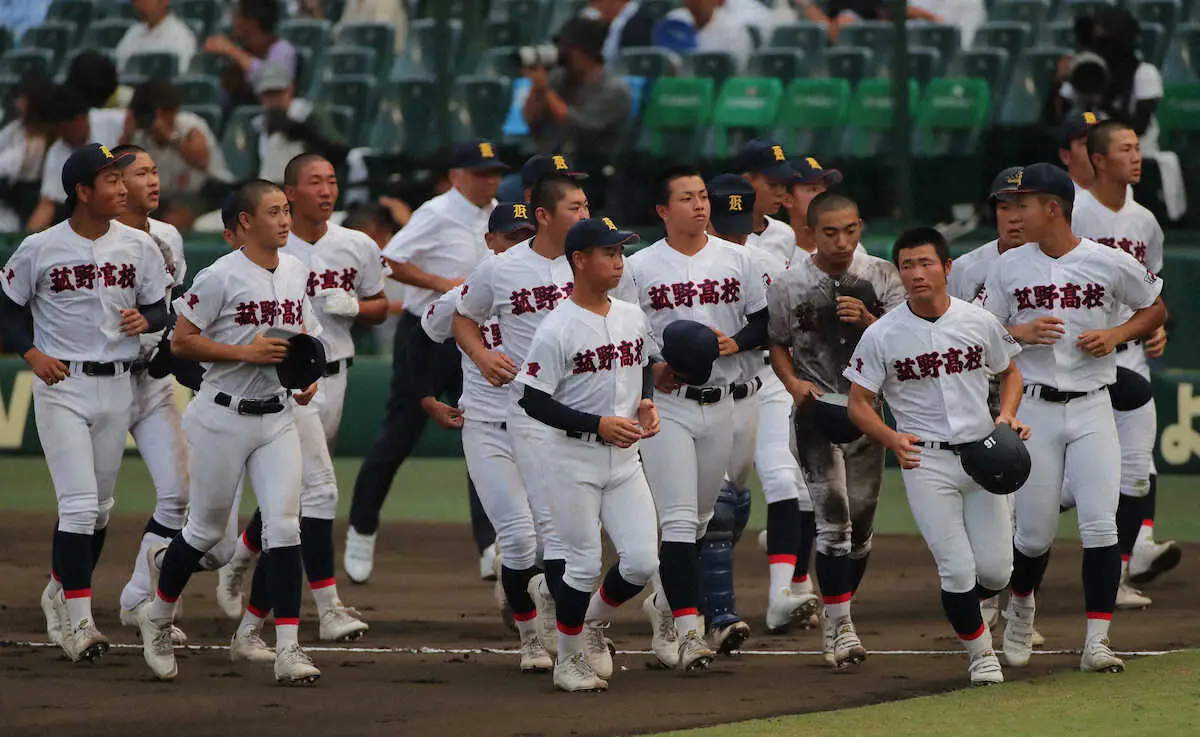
891, 226, 949, 266
65, 51, 118, 110
342, 202, 398, 234
530, 173, 582, 216
46, 84, 89, 123
1036, 193, 1073, 224
237, 0, 282, 33
235, 179, 285, 224
805, 191, 858, 229
1086, 118, 1134, 161
130, 79, 181, 120
654, 165, 703, 207
112, 144, 147, 159
284, 153, 331, 187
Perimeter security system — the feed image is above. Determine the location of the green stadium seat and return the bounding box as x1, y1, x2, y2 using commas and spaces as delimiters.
485, 18, 522, 48
336, 22, 395, 79
991, 0, 1052, 35
492, 0, 551, 45
948, 48, 1012, 118
96, 0, 138, 21
1057, 0, 1116, 21
0, 29, 11, 59
973, 22, 1033, 65
327, 104, 356, 146
616, 48, 675, 83
913, 78, 991, 156
824, 47, 876, 87
771, 77, 851, 156
81, 19, 131, 51
476, 46, 521, 78
999, 46, 1070, 124
321, 74, 378, 143
220, 106, 262, 181
748, 50, 809, 84
908, 46, 944, 87
294, 47, 314, 97
369, 76, 439, 156
838, 21, 895, 72
316, 47, 374, 91
1140, 22, 1169, 67
279, 19, 333, 69
188, 52, 230, 78
1042, 20, 1076, 48
702, 76, 784, 159
123, 52, 180, 82
406, 18, 463, 76
840, 78, 919, 158
909, 23, 962, 70
686, 51, 737, 87
324, 0, 347, 23
1158, 82, 1200, 155
451, 75, 513, 141
177, 0, 221, 38
60, 48, 116, 79
181, 103, 221, 137
174, 74, 223, 107
1132, 0, 1182, 36
770, 21, 828, 61
0, 49, 55, 79
21, 23, 74, 68
634, 76, 716, 158
546, 0, 587, 37
1163, 22, 1200, 82
45, 0, 92, 39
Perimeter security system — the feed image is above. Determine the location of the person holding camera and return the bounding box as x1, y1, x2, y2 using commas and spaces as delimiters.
254, 62, 349, 184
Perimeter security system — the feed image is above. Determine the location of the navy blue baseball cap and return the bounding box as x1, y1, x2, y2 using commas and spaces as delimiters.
707, 174, 756, 236
988, 166, 1025, 202
488, 201, 537, 236
564, 217, 639, 263
790, 155, 844, 186
662, 320, 720, 386
1058, 110, 1099, 150
1007, 162, 1076, 206
450, 139, 510, 172
62, 142, 134, 200
519, 153, 588, 189
735, 139, 797, 183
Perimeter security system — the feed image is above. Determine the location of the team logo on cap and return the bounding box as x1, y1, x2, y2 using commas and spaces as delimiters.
806, 157, 821, 169
1083, 112, 1098, 124
513, 203, 528, 220
1006, 169, 1023, 187
99, 145, 114, 160
552, 155, 567, 171
602, 217, 618, 231
771, 145, 786, 162
478, 142, 496, 159
728, 194, 743, 212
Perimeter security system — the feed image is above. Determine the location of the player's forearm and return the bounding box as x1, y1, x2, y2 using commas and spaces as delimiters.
642, 364, 655, 400
387, 259, 453, 292
139, 299, 169, 333
1114, 298, 1167, 345
26, 198, 55, 232
769, 344, 797, 385
0, 290, 34, 356
847, 386, 891, 445
996, 364, 1024, 419
452, 313, 489, 366
518, 385, 602, 434
172, 332, 247, 363
355, 294, 389, 325
731, 308, 768, 352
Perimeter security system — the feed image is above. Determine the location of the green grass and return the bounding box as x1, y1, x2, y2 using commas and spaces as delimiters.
656, 651, 1200, 737
0, 456, 1196, 542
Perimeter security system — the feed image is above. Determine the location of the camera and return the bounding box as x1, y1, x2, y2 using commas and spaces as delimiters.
515, 44, 559, 69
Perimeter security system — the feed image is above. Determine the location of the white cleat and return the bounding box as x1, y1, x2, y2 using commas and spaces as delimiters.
40, 583, 66, 646
553, 651, 608, 692
642, 594, 679, 669
344, 528, 376, 584
968, 649, 1005, 686
1031, 628, 1045, 648
821, 614, 836, 667
791, 577, 820, 628
274, 643, 321, 685
231, 626, 277, 664
980, 595, 1001, 629
479, 543, 499, 581
1129, 539, 1181, 586
527, 574, 558, 655
60, 620, 110, 663
765, 588, 819, 634
122, 604, 188, 646
711, 620, 751, 655
1116, 581, 1152, 610
519, 629, 553, 673
1001, 595, 1036, 667
136, 606, 177, 681
216, 557, 254, 619
583, 622, 615, 679
318, 604, 370, 642
1080, 636, 1125, 673
676, 629, 715, 672
831, 617, 867, 669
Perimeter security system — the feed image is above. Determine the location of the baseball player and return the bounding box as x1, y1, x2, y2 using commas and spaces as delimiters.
515, 217, 660, 692
767, 191, 906, 669
699, 174, 818, 650
516, 153, 588, 203
737, 140, 800, 268
216, 154, 387, 648
845, 227, 1027, 686
134, 179, 324, 685
2, 143, 171, 662
624, 166, 769, 671
1058, 111, 1100, 193
948, 167, 1028, 304
781, 157, 855, 266
423, 202, 553, 671
1072, 120, 1177, 604
979, 162, 1166, 673
454, 173, 591, 652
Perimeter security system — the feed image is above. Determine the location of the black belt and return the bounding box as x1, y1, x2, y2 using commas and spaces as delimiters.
324, 357, 355, 375
1115, 338, 1142, 354
763, 354, 770, 366
76, 361, 131, 376
915, 440, 969, 452
566, 430, 609, 445
730, 375, 763, 401
681, 385, 726, 405
130, 360, 148, 374
1024, 384, 1095, 404
214, 392, 285, 415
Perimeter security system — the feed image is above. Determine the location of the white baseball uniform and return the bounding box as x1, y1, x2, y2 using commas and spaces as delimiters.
457, 240, 577, 561
844, 298, 1021, 594
745, 215, 797, 270
424, 283, 538, 571
1, 220, 171, 535
1072, 189, 1164, 499
948, 240, 1001, 304
625, 235, 768, 544
173, 249, 321, 554
980, 239, 1162, 555
515, 298, 659, 592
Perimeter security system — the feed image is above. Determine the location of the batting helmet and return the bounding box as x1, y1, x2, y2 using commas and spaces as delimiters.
958, 424, 1031, 496
266, 329, 327, 390
811, 392, 863, 445
1108, 366, 1152, 412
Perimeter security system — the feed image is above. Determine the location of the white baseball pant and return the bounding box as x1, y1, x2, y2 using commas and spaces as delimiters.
508, 407, 566, 561
756, 369, 811, 510
129, 372, 189, 529
294, 394, 339, 520
34, 370, 133, 534
1114, 354, 1156, 498
462, 418, 539, 570
727, 391, 760, 489
640, 391, 735, 543
901, 449, 1013, 593
311, 366, 348, 447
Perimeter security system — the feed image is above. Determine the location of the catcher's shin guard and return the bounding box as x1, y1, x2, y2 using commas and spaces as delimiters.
699, 485, 749, 629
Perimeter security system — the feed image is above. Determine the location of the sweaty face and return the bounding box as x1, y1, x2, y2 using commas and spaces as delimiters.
83, 169, 128, 219
541, 188, 590, 241
573, 244, 625, 290
123, 152, 160, 215
896, 243, 949, 300
244, 190, 292, 248
658, 176, 710, 236
1015, 193, 1053, 242
811, 206, 861, 269
994, 199, 1024, 250
288, 159, 338, 223
746, 172, 785, 217
1098, 128, 1142, 185
784, 181, 826, 224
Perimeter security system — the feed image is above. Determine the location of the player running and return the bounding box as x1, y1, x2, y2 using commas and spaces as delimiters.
846, 227, 1028, 686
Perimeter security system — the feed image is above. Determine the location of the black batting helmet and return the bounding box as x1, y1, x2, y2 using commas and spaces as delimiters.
266, 329, 328, 390
1108, 366, 1152, 412
959, 424, 1031, 496
811, 392, 863, 445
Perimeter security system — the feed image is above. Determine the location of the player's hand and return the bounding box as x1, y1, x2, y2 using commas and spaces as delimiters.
1143, 326, 1167, 359
887, 431, 922, 469
599, 416, 643, 448
653, 362, 682, 392
474, 349, 518, 386
242, 332, 290, 364
785, 378, 823, 408
995, 414, 1031, 441
1011, 316, 1065, 345
119, 307, 150, 336
712, 328, 739, 356
1077, 328, 1119, 357
836, 296, 874, 327
636, 399, 660, 439
421, 397, 465, 430
316, 287, 360, 317
293, 381, 319, 405
24, 348, 69, 385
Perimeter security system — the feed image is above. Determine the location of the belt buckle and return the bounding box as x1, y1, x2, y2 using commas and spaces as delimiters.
236, 399, 253, 415
701, 387, 721, 404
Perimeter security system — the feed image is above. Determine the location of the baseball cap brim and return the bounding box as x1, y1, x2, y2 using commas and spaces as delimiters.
105, 152, 137, 172
495, 222, 536, 237
755, 161, 800, 183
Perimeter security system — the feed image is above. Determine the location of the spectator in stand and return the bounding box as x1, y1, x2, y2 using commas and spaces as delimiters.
583, 0, 658, 64
120, 79, 232, 230
65, 52, 121, 111
0, 0, 50, 40
0, 76, 54, 232
254, 62, 348, 183
655, 0, 756, 71
115, 0, 199, 74
204, 0, 298, 108
797, 0, 941, 43
26, 88, 126, 232
339, 0, 410, 54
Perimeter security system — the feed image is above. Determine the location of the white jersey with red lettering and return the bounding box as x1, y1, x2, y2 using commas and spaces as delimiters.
746, 215, 797, 270
948, 240, 1000, 304
423, 282, 507, 424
